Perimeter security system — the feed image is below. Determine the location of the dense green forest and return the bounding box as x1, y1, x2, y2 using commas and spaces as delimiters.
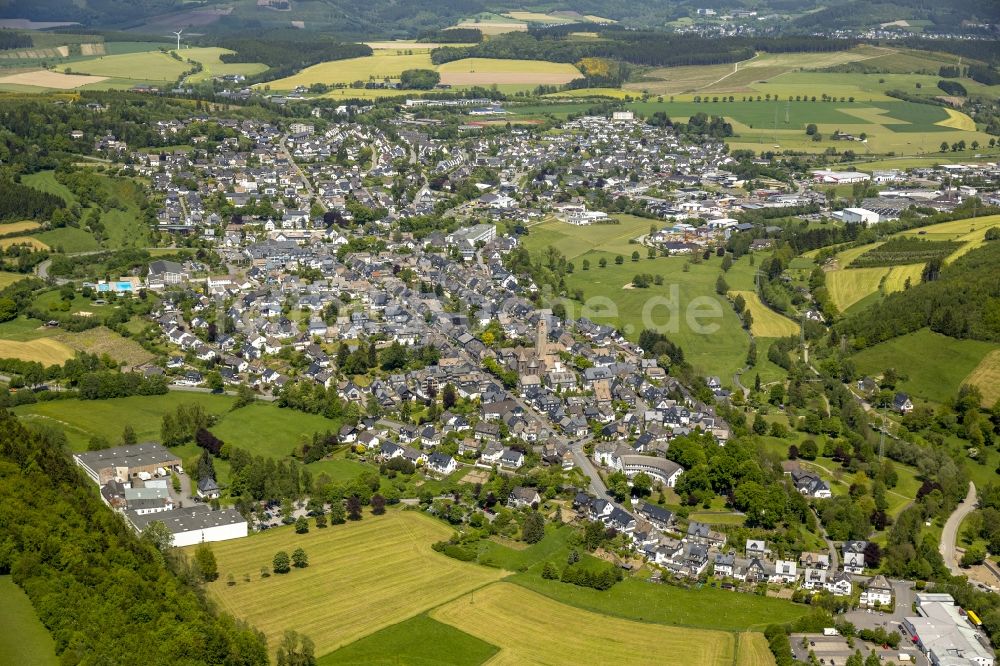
838, 241, 1000, 347
0, 409, 269, 664
0, 179, 64, 222
0, 29, 32, 50
214, 35, 372, 82
0, 0, 184, 23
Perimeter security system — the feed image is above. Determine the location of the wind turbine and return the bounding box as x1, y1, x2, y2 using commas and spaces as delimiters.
173, 29, 184, 51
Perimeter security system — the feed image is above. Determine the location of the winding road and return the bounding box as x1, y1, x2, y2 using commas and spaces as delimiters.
940, 481, 977, 576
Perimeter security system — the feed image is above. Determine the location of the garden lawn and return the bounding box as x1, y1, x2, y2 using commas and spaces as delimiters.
431, 582, 736, 666
852, 328, 998, 405
318, 614, 498, 666
197, 511, 506, 658
305, 457, 376, 483
0, 576, 57, 666
511, 574, 807, 631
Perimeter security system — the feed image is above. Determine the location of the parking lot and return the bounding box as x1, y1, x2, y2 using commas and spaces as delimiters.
791, 634, 926, 666
842, 579, 915, 634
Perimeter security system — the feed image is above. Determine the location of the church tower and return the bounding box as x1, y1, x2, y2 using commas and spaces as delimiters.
536, 317, 547, 358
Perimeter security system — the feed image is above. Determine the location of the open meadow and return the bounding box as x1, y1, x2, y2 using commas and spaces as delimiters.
13, 393, 345, 459
0, 576, 58, 666
522, 217, 751, 380
180, 46, 268, 83
852, 328, 998, 405
196, 511, 506, 658
68, 50, 190, 81
430, 582, 737, 666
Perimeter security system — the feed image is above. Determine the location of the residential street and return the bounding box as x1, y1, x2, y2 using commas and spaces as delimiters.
940, 481, 977, 576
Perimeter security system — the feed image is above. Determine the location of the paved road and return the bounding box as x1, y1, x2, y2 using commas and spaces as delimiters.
941, 481, 977, 575
280, 134, 326, 212
570, 439, 611, 501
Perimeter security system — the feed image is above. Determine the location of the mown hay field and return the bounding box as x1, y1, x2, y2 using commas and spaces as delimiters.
0, 70, 106, 89
0, 221, 41, 234
964, 349, 1000, 407
882, 263, 923, 294
0, 338, 76, 364
437, 58, 581, 86
198, 511, 506, 658
431, 582, 737, 666
729, 290, 799, 338
736, 632, 778, 666
826, 267, 889, 313
69, 50, 189, 81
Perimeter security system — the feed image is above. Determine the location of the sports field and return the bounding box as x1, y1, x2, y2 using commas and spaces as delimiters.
198, 511, 506, 658
852, 328, 998, 404
729, 290, 799, 337
0, 576, 57, 666
431, 582, 737, 666
964, 349, 1000, 407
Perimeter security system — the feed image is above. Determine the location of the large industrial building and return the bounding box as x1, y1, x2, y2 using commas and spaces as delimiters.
74, 443, 181, 486
903, 593, 994, 666
127, 506, 248, 548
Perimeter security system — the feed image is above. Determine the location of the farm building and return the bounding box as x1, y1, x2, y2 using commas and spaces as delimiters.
74, 443, 181, 486
127, 505, 248, 548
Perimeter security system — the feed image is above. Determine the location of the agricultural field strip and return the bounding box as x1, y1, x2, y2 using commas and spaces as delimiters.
430, 582, 737, 666
200, 512, 506, 657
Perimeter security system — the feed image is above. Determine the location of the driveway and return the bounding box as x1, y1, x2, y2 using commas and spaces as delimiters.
842, 579, 914, 632
940, 481, 977, 576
